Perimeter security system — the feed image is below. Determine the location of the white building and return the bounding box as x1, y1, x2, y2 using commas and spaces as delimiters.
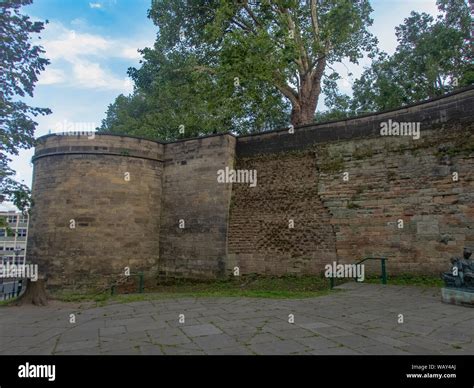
0, 211, 29, 265
0, 211, 29, 300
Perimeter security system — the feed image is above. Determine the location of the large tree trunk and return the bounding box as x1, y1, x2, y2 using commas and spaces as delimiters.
290, 58, 326, 127
290, 85, 321, 127
15, 278, 48, 306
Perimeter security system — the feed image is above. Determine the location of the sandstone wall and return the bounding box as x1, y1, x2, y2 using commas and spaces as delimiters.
158, 134, 236, 278
28, 135, 164, 288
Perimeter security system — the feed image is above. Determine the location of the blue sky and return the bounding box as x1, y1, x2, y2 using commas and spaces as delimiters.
3, 0, 440, 211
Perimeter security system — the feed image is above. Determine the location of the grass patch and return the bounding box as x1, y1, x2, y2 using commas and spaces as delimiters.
51, 291, 110, 303
0, 298, 17, 306
6, 273, 446, 307
49, 275, 338, 304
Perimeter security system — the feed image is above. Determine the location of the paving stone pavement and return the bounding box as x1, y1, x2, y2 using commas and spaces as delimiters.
0, 283, 473, 355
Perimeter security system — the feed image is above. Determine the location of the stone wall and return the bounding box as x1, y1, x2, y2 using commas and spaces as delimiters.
228, 123, 474, 276
228, 87, 474, 276
27, 86, 474, 285
28, 135, 164, 288
316, 124, 474, 275
158, 134, 236, 278
228, 152, 336, 275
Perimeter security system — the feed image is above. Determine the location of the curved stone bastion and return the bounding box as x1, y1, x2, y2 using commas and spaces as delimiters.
27, 86, 474, 289
28, 135, 164, 288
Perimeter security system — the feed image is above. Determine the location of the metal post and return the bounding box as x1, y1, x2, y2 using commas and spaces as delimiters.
17, 279, 22, 296
138, 272, 144, 294
381, 258, 387, 285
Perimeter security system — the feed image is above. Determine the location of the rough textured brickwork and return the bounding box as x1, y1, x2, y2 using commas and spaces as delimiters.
227, 87, 474, 276
28, 135, 164, 288
314, 123, 474, 275
228, 124, 474, 276
27, 86, 474, 285
158, 134, 236, 278
228, 152, 337, 275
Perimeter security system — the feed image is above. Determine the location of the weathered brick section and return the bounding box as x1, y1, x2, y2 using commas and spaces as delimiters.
315, 124, 474, 275
228, 152, 337, 275
28, 135, 164, 288
158, 134, 236, 279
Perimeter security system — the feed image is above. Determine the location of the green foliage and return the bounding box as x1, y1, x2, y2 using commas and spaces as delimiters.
317, 0, 472, 118
351, 0, 471, 113
0, 0, 50, 210
100, 0, 377, 137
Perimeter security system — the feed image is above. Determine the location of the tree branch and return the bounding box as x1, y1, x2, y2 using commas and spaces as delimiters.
310, 0, 319, 39
273, 4, 309, 75
242, 2, 261, 28
273, 76, 299, 107
230, 16, 255, 34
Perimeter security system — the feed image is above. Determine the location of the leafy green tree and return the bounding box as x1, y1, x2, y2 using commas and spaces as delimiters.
350, 0, 472, 113
0, 0, 50, 212
101, 0, 377, 138
101, 48, 290, 138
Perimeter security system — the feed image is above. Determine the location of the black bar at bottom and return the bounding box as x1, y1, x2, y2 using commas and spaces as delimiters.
0, 355, 472, 387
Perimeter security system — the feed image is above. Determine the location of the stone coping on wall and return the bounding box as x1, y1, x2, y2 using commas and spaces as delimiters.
236, 86, 474, 156
32, 133, 165, 162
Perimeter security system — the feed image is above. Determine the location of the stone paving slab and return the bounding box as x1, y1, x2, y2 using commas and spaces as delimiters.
0, 283, 472, 355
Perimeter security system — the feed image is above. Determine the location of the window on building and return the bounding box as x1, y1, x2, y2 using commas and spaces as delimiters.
0, 229, 5, 237
19, 215, 28, 223
2, 257, 14, 264
7, 215, 17, 224
16, 229, 27, 237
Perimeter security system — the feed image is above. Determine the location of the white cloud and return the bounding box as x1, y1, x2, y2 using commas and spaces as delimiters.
121, 47, 141, 60
72, 60, 133, 92
89, 2, 102, 9
44, 24, 110, 61
37, 21, 150, 92
37, 68, 66, 85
